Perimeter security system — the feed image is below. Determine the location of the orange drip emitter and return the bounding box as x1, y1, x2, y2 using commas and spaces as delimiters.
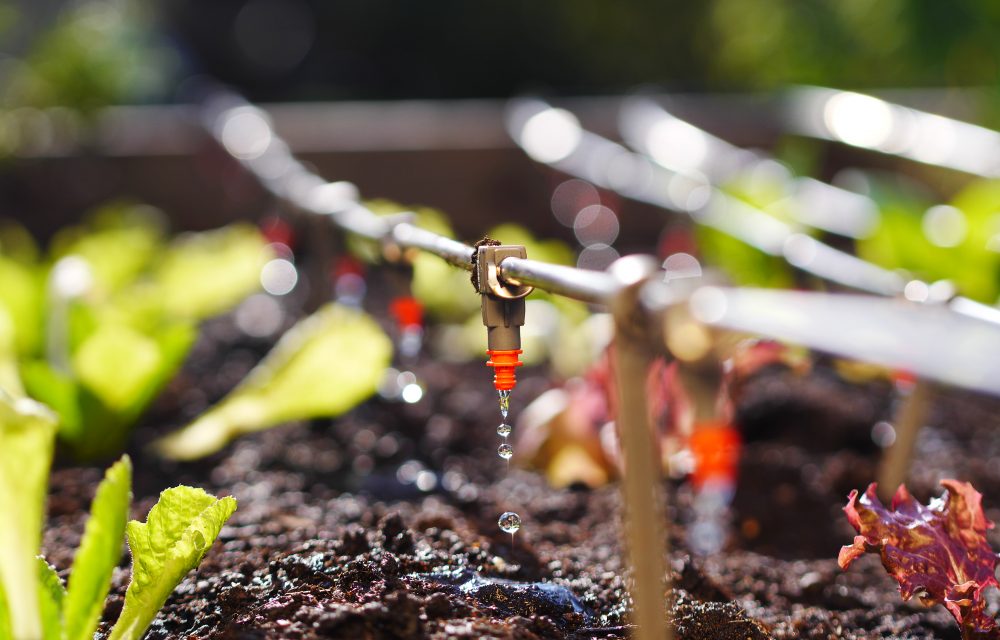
472, 241, 533, 392
486, 349, 523, 392
689, 420, 741, 489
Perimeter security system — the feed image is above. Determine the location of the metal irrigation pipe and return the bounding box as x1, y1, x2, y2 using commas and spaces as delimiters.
203, 93, 672, 640
508, 96, 1000, 497
505, 97, 1000, 328
616, 95, 1000, 497
786, 86, 1000, 179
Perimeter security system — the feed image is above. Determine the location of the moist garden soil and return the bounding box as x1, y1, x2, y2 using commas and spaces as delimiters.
41, 311, 1000, 640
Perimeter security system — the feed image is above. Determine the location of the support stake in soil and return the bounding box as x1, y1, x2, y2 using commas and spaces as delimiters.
877, 378, 935, 501
609, 255, 671, 640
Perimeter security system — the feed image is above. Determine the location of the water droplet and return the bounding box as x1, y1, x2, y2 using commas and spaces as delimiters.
498, 511, 521, 534
498, 389, 510, 419
498, 443, 513, 460
497, 423, 512, 437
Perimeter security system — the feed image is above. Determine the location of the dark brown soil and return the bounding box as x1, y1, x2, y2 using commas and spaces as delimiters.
40, 311, 1000, 639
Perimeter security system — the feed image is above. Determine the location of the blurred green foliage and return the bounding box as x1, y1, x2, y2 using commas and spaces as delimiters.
858, 174, 1000, 303
1, 0, 175, 113
0, 204, 269, 459
695, 166, 798, 288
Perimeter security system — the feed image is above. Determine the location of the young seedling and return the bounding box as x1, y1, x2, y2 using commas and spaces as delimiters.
0, 391, 237, 640
839, 480, 1000, 639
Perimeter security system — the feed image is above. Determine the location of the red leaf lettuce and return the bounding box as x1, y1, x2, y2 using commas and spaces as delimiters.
839, 480, 1000, 639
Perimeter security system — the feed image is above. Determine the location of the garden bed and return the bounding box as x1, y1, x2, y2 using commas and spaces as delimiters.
39, 305, 1000, 640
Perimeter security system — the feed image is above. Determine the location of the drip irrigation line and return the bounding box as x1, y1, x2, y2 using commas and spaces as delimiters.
203, 91, 1000, 397
506, 98, 1000, 326
505, 98, 906, 297
202, 89, 1000, 640
203, 93, 626, 306
786, 86, 1000, 178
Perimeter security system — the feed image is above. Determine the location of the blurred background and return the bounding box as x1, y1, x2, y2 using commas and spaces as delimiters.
7, 0, 1000, 102
5, 0, 1000, 269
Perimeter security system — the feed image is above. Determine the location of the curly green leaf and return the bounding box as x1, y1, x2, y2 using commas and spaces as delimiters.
108, 487, 236, 640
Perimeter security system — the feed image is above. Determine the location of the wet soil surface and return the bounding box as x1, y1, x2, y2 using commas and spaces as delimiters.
40, 314, 1000, 639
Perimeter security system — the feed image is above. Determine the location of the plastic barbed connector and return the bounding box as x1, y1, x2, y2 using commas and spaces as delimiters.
486, 349, 523, 391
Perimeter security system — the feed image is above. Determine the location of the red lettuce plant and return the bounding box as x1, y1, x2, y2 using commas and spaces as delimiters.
839, 480, 1000, 639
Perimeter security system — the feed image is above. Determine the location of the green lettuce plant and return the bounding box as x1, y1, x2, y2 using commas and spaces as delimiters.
0, 391, 237, 640
155, 303, 392, 460
0, 208, 270, 459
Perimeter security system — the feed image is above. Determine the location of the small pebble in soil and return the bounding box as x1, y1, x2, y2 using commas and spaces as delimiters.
497, 423, 512, 437
498, 443, 513, 460
498, 511, 521, 534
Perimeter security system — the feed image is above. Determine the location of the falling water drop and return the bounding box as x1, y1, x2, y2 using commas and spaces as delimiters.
497, 423, 512, 437
498, 511, 521, 534
498, 389, 510, 419
498, 443, 513, 460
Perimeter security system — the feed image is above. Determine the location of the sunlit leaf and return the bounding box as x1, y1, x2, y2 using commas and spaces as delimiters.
36, 557, 65, 640
0, 578, 9, 640
49, 204, 165, 296
21, 361, 82, 441
0, 392, 57, 640
0, 255, 42, 356
153, 224, 270, 320
0, 307, 22, 397
108, 487, 236, 640
840, 480, 1000, 637
156, 303, 391, 460
72, 324, 162, 413
64, 456, 131, 640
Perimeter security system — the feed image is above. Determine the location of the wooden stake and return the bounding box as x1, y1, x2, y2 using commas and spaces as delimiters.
877, 378, 934, 501
612, 310, 670, 640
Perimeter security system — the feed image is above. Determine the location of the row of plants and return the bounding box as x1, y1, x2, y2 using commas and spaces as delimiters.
0, 204, 392, 639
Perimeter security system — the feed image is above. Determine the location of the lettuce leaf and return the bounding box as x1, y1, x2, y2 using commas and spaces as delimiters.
64, 456, 132, 640
0, 580, 9, 640
156, 303, 391, 460
0, 393, 58, 640
108, 487, 236, 640
153, 223, 269, 320
840, 480, 1000, 639
36, 557, 65, 640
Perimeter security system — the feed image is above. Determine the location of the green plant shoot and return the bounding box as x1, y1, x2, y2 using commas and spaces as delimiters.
0, 445, 234, 640
0, 392, 58, 640
63, 457, 132, 640
108, 487, 237, 640
156, 303, 392, 460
